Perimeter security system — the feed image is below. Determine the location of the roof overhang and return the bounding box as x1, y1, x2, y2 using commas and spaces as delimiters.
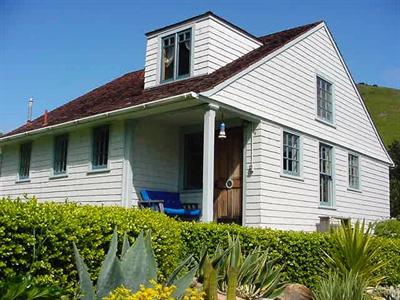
0, 92, 201, 145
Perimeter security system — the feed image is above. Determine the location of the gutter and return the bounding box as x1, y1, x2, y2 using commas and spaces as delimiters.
0, 92, 199, 144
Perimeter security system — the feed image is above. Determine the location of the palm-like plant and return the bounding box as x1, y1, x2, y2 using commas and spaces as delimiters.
324, 220, 386, 287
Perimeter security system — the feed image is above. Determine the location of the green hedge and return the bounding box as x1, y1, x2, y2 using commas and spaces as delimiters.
375, 219, 400, 239
180, 222, 400, 287
0, 198, 182, 293
1, 199, 399, 294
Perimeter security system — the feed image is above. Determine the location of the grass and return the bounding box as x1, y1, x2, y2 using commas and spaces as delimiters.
358, 84, 400, 147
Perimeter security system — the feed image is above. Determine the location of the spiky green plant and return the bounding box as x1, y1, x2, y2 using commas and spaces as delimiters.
199, 235, 284, 300
324, 220, 386, 287
313, 271, 370, 300
73, 228, 197, 300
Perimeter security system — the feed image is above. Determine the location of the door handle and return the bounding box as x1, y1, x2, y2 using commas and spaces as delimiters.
225, 178, 234, 189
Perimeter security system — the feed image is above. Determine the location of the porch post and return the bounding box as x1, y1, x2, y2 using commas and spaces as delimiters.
202, 104, 218, 222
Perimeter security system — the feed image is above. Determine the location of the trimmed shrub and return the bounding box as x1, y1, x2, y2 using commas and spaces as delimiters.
179, 222, 330, 288
375, 219, 400, 239
180, 222, 400, 287
0, 198, 182, 294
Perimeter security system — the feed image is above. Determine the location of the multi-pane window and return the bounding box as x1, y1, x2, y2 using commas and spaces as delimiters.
183, 132, 203, 189
282, 131, 300, 176
53, 134, 68, 175
161, 29, 191, 82
317, 76, 333, 123
92, 125, 109, 169
348, 154, 360, 189
19, 142, 32, 179
319, 143, 333, 205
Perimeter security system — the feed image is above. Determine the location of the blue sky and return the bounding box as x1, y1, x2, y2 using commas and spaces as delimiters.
1, 0, 399, 133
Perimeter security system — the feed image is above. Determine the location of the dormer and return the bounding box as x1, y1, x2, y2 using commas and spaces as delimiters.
144, 11, 263, 89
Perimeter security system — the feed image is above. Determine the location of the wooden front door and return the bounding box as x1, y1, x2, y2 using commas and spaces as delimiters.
214, 126, 243, 224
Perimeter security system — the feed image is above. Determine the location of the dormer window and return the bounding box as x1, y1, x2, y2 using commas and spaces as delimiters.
161, 29, 191, 82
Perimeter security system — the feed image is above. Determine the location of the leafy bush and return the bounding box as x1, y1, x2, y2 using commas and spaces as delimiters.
180, 222, 330, 288
0, 275, 66, 300
180, 222, 400, 288
375, 219, 400, 239
0, 198, 182, 294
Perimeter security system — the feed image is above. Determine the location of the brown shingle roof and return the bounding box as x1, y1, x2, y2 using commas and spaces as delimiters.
3, 20, 322, 138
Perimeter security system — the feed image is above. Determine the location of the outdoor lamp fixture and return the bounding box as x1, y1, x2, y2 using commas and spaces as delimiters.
218, 112, 226, 139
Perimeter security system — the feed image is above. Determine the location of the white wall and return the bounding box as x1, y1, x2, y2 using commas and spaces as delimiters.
208, 25, 391, 230
144, 15, 261, 88
209, 25, 390, 164
251, 121, 390, 231
131, 120, 180, 205
0, 120, 125, 205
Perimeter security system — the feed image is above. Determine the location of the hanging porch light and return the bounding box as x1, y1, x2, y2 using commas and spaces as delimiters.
218, 112, 226, 139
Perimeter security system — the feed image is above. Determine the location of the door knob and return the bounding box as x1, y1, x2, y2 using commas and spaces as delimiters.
225, 178, 234, 189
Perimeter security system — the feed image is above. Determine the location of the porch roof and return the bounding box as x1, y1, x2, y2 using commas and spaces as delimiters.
2, 21, 321, 139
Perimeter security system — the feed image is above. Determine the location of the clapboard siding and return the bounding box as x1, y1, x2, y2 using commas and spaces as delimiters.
210, 26, 389, 163
253, 121, 389, 231
131, 120, 180, 205
0, 120, 125, 204
144, 15, 261, 88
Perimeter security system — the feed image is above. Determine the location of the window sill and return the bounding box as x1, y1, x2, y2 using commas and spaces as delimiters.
15, 178, 31, 184
49, 174, 68, 180
347, 187, 362, 193
318, 204, 337, 211
280, 173, 304, 182
315, 117, 336, 128
87, 168, 110, 175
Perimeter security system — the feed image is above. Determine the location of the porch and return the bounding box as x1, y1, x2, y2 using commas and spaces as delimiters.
124, 104, 257, 225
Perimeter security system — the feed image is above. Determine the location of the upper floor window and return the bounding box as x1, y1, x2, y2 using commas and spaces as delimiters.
282, 131, 300, 176
19, 142, 32, 180
317, 76, 333, 123
92, 125, 109, 169
183, 132, 203, 190
319, 143, 333, 206
53, 134, 68, 175
348, 153, 360, 190
161, 29, 191, 82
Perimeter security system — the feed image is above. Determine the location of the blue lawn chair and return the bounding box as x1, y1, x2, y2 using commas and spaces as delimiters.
139, 190, 201, 220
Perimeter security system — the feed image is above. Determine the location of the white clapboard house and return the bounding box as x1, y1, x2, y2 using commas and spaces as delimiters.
0, 12, 393, 231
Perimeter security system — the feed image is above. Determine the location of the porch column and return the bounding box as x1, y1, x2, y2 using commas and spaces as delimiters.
202, 104, 218, 222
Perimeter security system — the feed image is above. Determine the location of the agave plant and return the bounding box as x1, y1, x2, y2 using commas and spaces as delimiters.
73, 228, 198, 300
200, 235, 284, 300
324, 220, 386, 287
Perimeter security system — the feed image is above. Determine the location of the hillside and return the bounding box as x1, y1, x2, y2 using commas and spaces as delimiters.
358, 84, 400, 147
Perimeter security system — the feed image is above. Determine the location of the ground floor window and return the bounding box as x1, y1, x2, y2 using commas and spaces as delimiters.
183, 132, 203, 189
92, 125, 109, 169
54, 134, 68, 175
319, 143, 333, 205
282, 131, 300, 176
348, 153, 360, 189
19, 142, 32, 179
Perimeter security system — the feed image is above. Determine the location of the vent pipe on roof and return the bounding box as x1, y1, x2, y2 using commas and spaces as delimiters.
43, 110, 48, 126
27, 98, 33, 123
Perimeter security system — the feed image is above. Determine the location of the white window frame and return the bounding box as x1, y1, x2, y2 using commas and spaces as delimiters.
319, 142, 336, 208
156, 23, 195, 85
315, 73, 336, 127
159, 27, 194, 83
280, 129, 303, 180
348, 152, 361, 192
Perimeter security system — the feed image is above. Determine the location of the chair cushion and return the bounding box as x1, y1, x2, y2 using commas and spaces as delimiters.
164, 207, 201, 217
140, 190, 183, 209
